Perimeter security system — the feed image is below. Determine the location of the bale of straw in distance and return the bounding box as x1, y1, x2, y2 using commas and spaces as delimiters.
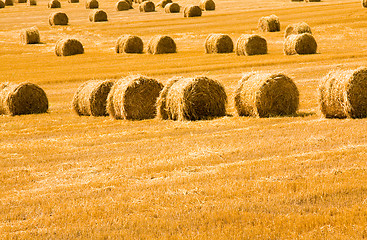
305, 0, 320, 2
157, 0, 171, 8
284, 33, 317, 55
184, 5, 202, 17
116, 0, 130, 11
258, 14, 280, 32
199, 0, 215, 11
158, 76, 227, 121
4, 0, 13, 6
235, 34, 267, 56
18, 0, 26, 3
0, 82, 48, 115
0, 1, 4, 8
55, 38, 84, 56
291, 0, 303, 1
89, 9, 107, 22
48, 0, 60, 8
164, 2, 180, 13
147, 35, 176, 54
68, 0, 79, 3
49, 12, 68, 26
107, 76, 163, 120
86, 0, 98, 9
319, 67, 367, 118
20, 26, 40, 44
27, 0, 36, 6
363, 0, 367, 8
73, 80, 114, 116
284, 22, 312, 38
115, 35, 143, 54
139, 1, 155, 12
235, 72, 299, 117
205, 33, 233, 54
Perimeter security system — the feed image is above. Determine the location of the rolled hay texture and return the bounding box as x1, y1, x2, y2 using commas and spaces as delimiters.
284, 22, 312, 38
205, 34, 233, 54
363, 0, 367, 7
27, 0, 36, 6
4, 0, 13, 6
68, 0, 79, 3
55, 38, 84, 56
139, 1, 155, 12
73, 80, 114, 116
235, 34, 267, 56
116, 0, 131, 11
319, 67, 367, 118
284, 33, 317, 55
258, 14, 280, 32
234, 72, 299, 117
184, 5, 202, 17
18, 0, 26, 3
0, 1, 4, 8
49, 12, 68, 26
89, 9, 108, 22
86, 0, 98, 9
147, 35, 176, 54
157, 0, 171, 8
157, 76, 227, 121
48, 0, 60, 8
0, 82, 48, 115
115, 35, 143, 54
20, 26, 40, 44
107, 76, 163, 120
199, 0, 215, 11
164, 2, 180, 13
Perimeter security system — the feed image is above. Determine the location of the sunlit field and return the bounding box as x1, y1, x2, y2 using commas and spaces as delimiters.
1, 0, 367, 238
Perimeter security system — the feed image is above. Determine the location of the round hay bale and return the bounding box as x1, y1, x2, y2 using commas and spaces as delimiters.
27, 0, 36, 6
18, 0, 26, 3
235, 34, 267, 56
4, 0, 13, 6
0, 0, 4, 7
284, 22, 312, 38
157, 0, 171, 8
89, 9, 108, 22
116, 0, 131, 10
48, 0, 60, 8
86, 0, 98, 9
139, 1, 155, 12
106, 76, 163, 120
49, 12, 68, 26
305, 0, 320, 2
55, 38, 84, 56
291, 0, 303, 1
234, 72, 299, 117
199, 0, 215, 11
147, 35, 176, 54
258, 14, 280, 32
115, 35, 143, 54
73, 80, 114, 116
205, 33, 233, 54
319, 67, 367, 118
0, 82, 48, 116
284, 33, 317, 55
184, 5, 202, 17
20, 26, 40, 44
68, 0, 79, 3
363, 0, 367, 8
158, 76, 227, 121
164, 2, 180, 13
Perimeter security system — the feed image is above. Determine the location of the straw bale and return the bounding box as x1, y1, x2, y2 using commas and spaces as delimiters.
48, 0, 60, 8
164, 2, 180, 13
49, 12, 68, 26
89, 9, 108, 22
18, 0, 26, 3
284, 33, 317, 55
115, 35, 143, 54
157, 0, 171, 8
27, 0, 36, 6
284, 22, 312, 38
199, 0, 215, 11
116, 0, 130, 10
258, 14, 280, 32
86, 0, 98, 9
4, 0, 13, 6
0, 1, 4, 7
68, 0, 79, 3
205, 33, 233, 54
364, 0, 367, 7
235, 34, 267, 56
147, 35, 176, 54
55, 38, 84, 56
139, 1, 154, 12
20, 26, 40, 44
184, 5, 201, 17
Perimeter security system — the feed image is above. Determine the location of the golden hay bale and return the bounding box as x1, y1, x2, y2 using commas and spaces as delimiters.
205, 34, 233, 54
86, 0, 98, 9
20, 26, 40, 44
199, 0, 215, 11
115, 35, 143, 54
0, 1, 4, 8
291, 0, 303, 1
235, 34, 267, 56
89, 9, 108, 22
184, 5, 202, 17
116, 0, 131, 10
55, 38, 84, 56
107, 76, 163, 120
68, 0, 79, 3
49, 12, 68, 26
0, 82, 48, 115
363, 0, 367, 8
305, 0, 320, 2
284, 22, 312, 38
164, 2, 180, 13
284, 33, 317, 55
157, 76, 227, 121
139, 1, 155, 12
157, 0, 171, 8
235, 72, 299, 117
4, 0, 13, 6
27, 0, 36, 6
73, 80, 114, 116
258, 14, 280, 32
147, 35, 176, 54
319, 67, 367, 118
18, 0, 26, 3
48, 0, 60, 8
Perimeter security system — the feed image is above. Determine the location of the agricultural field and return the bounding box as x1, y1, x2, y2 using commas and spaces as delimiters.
1, 0, 367, 238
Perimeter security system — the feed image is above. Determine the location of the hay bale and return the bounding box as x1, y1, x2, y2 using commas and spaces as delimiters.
0, 82, 48, 115
139, 1, 155, 12
205, 33, 233, 54
164, 2, 180, 13
4, 0, 13, 6
86, 0, 98, 9
291, 0, 303, 1
27, 0, 36, 6
49, 12, 68, 26
116, 0, 131, 10
157, 0, 171, 8
184, 5, 202, 17
73, 80, 114, 116
106, 76, 163, 120
115, 35, 143, 54
0, 0, 4, 7
199, 0, 215, 11
89, 9, 108, 22
305, 0, 320, 2
157, 76, 227, 121
55, 38, 84, 56
363, 0, 367, 8
319, 67, 367, 118
258, 14, 280, 32
18, 0, 26, 3
68, 0, 79, 3
284, 22, 312, 38
235, 34, 267, 56
147, 35, 176, 54
48, 0, 60, 8
284, 33, 317, 55
20, 26, 40, 44
235, 72, 299, 117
